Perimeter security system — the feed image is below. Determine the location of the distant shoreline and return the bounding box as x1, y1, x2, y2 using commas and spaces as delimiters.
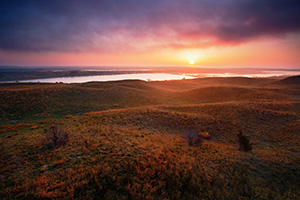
0, 69, 154, 82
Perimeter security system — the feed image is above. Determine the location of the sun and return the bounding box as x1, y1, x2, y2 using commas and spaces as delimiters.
189, 60, 195, 65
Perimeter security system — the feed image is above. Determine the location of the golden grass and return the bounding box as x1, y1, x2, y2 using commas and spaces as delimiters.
0, 77, 299, 199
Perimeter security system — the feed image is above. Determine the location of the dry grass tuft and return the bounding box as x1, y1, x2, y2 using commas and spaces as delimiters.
44, 124, 69, 148
198, 132, 211, 139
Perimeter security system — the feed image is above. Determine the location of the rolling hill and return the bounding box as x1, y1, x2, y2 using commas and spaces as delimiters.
0, 77, 299, 199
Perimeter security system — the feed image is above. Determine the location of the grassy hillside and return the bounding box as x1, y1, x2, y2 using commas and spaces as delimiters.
0, 78, 297, 122
275, 75, 300, 85
0, 77, 299, 199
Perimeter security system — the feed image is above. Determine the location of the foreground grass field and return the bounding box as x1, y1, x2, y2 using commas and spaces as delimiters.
0, 77, 300, 199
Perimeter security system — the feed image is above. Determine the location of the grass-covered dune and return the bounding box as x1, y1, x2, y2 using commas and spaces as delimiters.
1, 77, 299, 122
0, 77, 299, 199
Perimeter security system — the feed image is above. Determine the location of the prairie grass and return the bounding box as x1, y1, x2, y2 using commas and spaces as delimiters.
0, 77, 299, 199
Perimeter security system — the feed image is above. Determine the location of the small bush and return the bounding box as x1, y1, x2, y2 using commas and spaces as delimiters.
237, 131, 253, 152
184, 129, 202, 146
44, 124, 69, 148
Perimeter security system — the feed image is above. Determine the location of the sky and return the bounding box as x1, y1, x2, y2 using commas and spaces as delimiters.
0, 0, 300, 68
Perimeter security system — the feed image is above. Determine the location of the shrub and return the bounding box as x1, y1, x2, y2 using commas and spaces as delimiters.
184, 129, 202, 146
44, 124, 69, 148
237, 131, 253, 152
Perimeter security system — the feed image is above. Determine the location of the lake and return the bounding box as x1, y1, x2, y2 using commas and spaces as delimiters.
2, 69, 299, 83
14, 73, 196, 83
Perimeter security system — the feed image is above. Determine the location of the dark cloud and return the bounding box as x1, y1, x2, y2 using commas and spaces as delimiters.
213, 0, 300, 42
0, 0, 299, 52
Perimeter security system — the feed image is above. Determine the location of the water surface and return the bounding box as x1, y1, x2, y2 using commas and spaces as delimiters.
16, 73, 195, 83
2, 69, 299, 83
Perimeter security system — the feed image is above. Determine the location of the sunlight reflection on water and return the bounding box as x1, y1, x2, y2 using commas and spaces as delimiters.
204, 71, 300, 78
4, 70, 300, 83
17, 73, 196, 83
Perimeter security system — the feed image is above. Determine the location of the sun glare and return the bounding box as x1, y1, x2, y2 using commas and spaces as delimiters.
189, 60, 195, 65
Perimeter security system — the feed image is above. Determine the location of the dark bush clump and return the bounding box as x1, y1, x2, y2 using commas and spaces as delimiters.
44, 124, 69, 148
237, 131, 253, 152
184, 129, 202, 146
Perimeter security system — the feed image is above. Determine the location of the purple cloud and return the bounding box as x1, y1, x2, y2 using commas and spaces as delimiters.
0, 0, 299, 52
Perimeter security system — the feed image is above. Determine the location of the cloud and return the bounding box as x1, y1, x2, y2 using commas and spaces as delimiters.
0, 0, 299, 52
213, 0, 300, 42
